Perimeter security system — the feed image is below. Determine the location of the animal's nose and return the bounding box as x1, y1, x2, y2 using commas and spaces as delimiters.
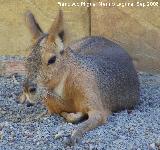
26, 101, 34, 107
24, 80, 37, 93
29, 87, 36, 93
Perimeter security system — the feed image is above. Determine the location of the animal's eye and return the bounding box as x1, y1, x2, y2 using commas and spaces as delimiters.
48, 56, 56, 65
29, 87, 36, 93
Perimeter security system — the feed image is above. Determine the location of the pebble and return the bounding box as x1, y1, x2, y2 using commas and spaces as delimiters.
19, 146, 24, 149
149, 143, 156, 150
0, 131, 3, 140
54, 131, 64, 139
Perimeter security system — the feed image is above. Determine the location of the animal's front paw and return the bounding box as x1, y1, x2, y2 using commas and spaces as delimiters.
17, 92, 26, 104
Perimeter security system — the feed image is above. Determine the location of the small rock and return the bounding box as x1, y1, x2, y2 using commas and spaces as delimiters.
19, 146, 24, 149
0, 131, 3, 140
12, 75, 19, 84
1, 110, 6, 115
54, 131, 64, 139
155, 138, 160, 147
128, 126, 135, 131
89, 144, 96, 150
149, 143, 156, 150
13, 117, 21, 123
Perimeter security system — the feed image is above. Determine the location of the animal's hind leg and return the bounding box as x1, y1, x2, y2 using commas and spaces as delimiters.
66, 110, 110, 145
61, 112, 88, 124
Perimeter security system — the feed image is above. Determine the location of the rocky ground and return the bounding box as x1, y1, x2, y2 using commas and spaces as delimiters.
0, 57, 160, 150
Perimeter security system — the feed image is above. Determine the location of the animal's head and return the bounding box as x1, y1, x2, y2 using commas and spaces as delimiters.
19, 10, 68, 106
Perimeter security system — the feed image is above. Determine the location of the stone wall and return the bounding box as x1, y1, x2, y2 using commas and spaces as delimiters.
91, 0, 160, 73
0, 0, 160, 73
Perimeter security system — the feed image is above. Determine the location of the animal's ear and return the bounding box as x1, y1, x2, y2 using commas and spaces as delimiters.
47, 10, 64, 43
25, 10, 43, 41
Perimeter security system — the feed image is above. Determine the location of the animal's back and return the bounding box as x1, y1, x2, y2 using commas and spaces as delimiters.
69, 36, 140, 112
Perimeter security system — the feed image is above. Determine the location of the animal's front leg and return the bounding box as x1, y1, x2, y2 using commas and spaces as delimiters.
43, 95, 70, 114
66, 110, 110, 145
61, 112, 88, 124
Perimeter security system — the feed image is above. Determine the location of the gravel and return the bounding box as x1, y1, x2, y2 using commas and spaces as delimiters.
0, 57, 160, 150
0, 56, 25, 61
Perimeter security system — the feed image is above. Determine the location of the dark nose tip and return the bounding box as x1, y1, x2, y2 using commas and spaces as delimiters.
26, 101, 34, 107
29, 87, 36, 93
